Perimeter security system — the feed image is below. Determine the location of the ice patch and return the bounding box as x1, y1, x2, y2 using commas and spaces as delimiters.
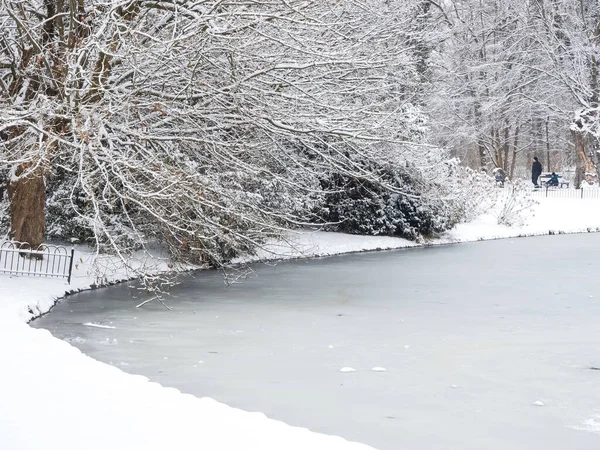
371, 367, 386, 372
572, 413, 600, 435
533, 400, 545, 406
83, 322, 116, 329
339, 367, 356, 373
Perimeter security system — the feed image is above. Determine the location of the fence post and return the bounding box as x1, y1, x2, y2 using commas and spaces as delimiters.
546, 185, 548, 197
581, 187, 584, 199
67, 247, 75, 284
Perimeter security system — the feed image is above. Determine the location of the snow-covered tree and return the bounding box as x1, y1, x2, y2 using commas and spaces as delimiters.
1, 0, 482, 280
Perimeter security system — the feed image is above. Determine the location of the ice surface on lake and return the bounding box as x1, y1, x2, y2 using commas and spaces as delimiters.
32, 234, 600, 450
83, 322, 116, 329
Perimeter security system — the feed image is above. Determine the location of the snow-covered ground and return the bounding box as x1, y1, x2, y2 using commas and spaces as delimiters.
2, 195, 600, 450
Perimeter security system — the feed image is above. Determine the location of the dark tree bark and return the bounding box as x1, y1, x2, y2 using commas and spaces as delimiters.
572, 130, 586, 189
510, 124, 520, 180
7, 164, 46, 248
503, 123, 510, 171
478, 139, 488, 168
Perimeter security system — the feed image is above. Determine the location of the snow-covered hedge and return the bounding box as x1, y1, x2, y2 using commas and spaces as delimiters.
317, 160, 495, 240
319, 166, 443, 240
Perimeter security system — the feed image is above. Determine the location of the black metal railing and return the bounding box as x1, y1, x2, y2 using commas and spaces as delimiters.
0, 241, 75, 283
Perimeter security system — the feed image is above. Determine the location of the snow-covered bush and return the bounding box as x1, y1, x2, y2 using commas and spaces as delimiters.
45, 167, 99, 244
319, 170, 448, 240
494, 180, 536, 227
317, 158, 495, 240
451, 166, 499, 222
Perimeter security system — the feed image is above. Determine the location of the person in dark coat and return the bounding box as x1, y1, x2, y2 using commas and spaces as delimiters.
531, 157, 543, 187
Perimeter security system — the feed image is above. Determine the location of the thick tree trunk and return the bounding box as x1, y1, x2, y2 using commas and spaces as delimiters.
7, 164, 46, 249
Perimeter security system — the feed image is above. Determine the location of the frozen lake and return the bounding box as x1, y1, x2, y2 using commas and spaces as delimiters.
32, 234, 600, 449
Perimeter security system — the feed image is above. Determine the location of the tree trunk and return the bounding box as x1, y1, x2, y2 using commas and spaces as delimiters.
503, 124, 510, 171
490, 126, 501, 168
478, 139, 488, 168
510, 124, 520, 180
572, 131, 586, 189
7, 164, 46, 249
588, 21, 600, 180
545, 116, 551, 172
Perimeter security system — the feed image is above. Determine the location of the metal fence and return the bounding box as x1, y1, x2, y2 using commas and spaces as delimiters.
0, 241, 75, 283
529, 187, 600, 199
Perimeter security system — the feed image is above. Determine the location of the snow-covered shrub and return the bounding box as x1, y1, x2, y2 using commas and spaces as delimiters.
316, 148, 500, 241
44, 163, 159, 251
450, 166, 499, 222
494, 180, 536, 227
317, 158, 485, 240
43, 152, 319, 266
45, 169, 97, 244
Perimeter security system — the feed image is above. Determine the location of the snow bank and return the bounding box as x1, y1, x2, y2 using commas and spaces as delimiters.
448, 197, 600, 242
0, 255, 376, 450
238, 197, 600, 266
2, 195, 600, 450
0, 317, 374, 450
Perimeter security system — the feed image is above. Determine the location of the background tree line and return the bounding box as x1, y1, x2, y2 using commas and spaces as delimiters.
425, 0, 600, 185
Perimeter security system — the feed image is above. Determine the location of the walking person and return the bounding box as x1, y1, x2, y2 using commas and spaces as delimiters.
531, 157, 543, 188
